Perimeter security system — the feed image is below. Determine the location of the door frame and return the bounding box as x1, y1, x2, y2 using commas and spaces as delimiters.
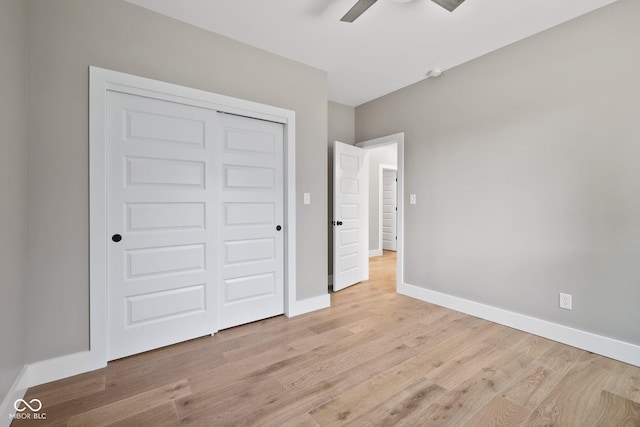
379, 164, 397, 253
356, 133, 404, 291
89, 66, 297, 367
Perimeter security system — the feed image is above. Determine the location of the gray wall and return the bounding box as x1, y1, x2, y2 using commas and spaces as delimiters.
26, 0, 328, 363
367, 144, 397, 252
356, 0, 640, 345
328, 101, 355, 277
0, 0, 28, 401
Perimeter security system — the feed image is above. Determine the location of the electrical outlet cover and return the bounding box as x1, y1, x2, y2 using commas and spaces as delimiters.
559, 293, 572, 310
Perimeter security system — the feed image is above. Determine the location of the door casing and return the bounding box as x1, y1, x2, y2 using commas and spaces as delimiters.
89, 66, 297, 368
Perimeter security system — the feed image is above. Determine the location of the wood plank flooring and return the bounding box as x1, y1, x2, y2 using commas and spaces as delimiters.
14, 251, 640, 426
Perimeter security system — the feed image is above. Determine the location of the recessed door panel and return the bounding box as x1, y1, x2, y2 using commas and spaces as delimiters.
225, 273, 275, 303
340, 229, 359, 246
126, 110, 205, 147
127, 244, 205, 278
126, 157, 205, 188
341, 204, 359, 220
127, 284, 206, 325
341, 178, 359, 195
224, 238, 275, 264
224, 128, 276, 156
340, 253, 359, 272
126, 202, 205, 232
224, 165, 275, 190
224, 203, 275, 226
340, 153, 359, 172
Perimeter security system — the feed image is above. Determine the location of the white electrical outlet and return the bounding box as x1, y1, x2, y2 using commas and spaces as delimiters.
559, 293, 572, 310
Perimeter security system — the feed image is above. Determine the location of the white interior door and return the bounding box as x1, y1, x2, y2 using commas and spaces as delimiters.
382, 169, 397, 251
333, 141, 368, 292
218, 113, 284, 329
106, 91, 218, 360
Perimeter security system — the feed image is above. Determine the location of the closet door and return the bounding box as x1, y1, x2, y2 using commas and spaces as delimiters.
106, 91, 218, 360
217, 113, 284, 329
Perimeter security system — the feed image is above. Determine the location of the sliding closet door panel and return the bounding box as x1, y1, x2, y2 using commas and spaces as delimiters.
218, 113, 284, 329
106, 91, 218, 360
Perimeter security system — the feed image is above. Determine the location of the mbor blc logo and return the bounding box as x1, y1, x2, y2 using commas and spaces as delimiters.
10, 398, 47, 420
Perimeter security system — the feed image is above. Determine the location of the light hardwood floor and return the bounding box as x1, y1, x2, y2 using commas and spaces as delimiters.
15, 251, 640, 426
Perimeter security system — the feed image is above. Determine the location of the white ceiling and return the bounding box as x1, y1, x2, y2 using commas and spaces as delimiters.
125, 0, 619, 106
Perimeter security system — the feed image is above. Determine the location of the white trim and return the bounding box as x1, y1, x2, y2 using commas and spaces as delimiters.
356, 133, 405, 291
399, 282, 640, 367
286, 294, 331, 317
90, 67, 297, 365
379, 164, 397, 253
357, 134, 400, 149
283, 109, 297, 318
22, 351, 101, 389
369, 249, 383, 257
0, 365, 27, 427
362, 150, 370, 282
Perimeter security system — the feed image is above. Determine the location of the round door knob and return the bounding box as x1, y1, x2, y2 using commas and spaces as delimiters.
276, 225, 282, 231
112, 234, 122, 243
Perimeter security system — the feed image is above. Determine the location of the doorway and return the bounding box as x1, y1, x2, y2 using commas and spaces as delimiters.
357, 135, 402, 292
331, 133, 404, 293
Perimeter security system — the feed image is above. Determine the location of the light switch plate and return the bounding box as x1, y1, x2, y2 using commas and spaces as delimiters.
410, 194, 416, 205
303, 193, 311, 205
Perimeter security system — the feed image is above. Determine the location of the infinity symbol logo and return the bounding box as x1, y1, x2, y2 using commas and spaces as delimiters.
14, 398, 43, 412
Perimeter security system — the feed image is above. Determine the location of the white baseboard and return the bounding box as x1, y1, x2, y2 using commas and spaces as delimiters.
287, 293, 331, 317
369, 249, 382, 257
399, 282, 640, 367
0, 365, 28, 427
24, 351, 105, 389
8, 294, 329, 399
0, 291, 330, 411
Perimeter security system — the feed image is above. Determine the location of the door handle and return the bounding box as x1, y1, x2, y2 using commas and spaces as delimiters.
112, 234, 122, 242
276, 225, 282, 231
336, 221, 343, 226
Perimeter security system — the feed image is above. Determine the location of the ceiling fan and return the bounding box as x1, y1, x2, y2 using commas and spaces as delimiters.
341, 0, 466, 22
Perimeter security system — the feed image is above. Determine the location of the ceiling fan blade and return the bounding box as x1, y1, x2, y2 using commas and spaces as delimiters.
430, 0, 466, 12
340, 0, 378, 22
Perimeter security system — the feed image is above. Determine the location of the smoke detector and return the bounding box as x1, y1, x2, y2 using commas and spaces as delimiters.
426, 68, 442, 78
